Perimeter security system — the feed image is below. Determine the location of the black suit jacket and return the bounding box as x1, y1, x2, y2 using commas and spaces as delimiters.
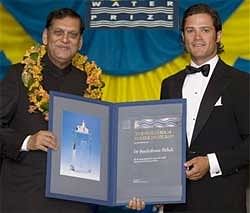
0, 58, 94, 213
160, 59, 249, 213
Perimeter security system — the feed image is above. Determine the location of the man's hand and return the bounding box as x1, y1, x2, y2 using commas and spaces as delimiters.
184, 156, 209, 181
27, 130, 58, 152
127, 197, 145, 211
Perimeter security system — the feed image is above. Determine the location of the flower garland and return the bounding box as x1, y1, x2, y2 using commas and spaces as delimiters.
21, 44, 104, 120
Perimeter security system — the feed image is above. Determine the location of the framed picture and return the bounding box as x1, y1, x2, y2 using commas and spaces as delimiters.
46, 91, 186, 206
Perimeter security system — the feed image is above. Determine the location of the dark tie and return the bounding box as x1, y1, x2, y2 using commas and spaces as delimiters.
186, 64, 210, 77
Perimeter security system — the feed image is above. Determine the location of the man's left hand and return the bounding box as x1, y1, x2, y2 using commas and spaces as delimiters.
184, 156, 209, 181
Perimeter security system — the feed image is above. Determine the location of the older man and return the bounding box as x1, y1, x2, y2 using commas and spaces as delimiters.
0, 8, 97, 213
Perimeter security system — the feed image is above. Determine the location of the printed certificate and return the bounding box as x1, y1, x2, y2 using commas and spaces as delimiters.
46, 91, 186, 206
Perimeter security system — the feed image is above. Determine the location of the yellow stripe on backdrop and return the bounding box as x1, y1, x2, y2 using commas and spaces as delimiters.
101, 0, 250, 103
102, 54, 190, 102
0, 4, 35, 64
220, 0, 250, 64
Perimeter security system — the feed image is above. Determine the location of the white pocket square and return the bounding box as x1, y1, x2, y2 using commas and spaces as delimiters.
214, 97, 222, 106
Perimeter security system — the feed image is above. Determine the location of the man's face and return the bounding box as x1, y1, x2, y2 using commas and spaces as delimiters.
42, 16, 82, 69
182, 13, 221, 65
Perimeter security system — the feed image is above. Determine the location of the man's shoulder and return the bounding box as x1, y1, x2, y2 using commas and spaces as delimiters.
1, 63, 24, 81
9, 62, 24, 70
218, 60, 250, 95
219, 59, 249, 79
162, 69, 186, 83
8, 63, 24, 76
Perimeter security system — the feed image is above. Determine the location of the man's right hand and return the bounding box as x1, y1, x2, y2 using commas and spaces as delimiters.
127, 197, 145, 211
27, 130, 58, 152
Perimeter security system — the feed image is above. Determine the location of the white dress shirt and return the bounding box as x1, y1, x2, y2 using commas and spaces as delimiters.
182, 55, 222, 177
21, 135, 30, 151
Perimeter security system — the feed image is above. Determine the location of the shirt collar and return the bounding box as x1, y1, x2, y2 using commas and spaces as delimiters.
42, 54, 72, 77
190, 55, 219, 78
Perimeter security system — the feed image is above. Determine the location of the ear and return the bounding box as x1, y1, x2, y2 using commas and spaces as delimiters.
181, 32, 184, 42
78, 36, 83, 50
216, 30, 222, 43
42, 29, 48, 45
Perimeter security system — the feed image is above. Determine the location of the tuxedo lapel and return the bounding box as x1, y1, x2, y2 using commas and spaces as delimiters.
172, 71, 186, 98
191, 60, 232, 144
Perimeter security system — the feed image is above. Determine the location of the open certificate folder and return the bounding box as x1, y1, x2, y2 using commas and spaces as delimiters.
46, 91, 186, 206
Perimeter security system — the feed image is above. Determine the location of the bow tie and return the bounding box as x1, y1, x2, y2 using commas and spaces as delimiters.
186, 64, 210, 77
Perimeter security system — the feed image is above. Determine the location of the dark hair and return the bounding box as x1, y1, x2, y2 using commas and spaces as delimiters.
45, 8, 84, 35
181, 3, 224, 54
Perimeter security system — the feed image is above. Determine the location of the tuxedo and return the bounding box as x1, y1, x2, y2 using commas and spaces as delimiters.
160, 59, 249, 213
0, 55, 94, 213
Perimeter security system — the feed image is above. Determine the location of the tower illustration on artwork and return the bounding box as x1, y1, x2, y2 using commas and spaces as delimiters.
70, 120, 92, 173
